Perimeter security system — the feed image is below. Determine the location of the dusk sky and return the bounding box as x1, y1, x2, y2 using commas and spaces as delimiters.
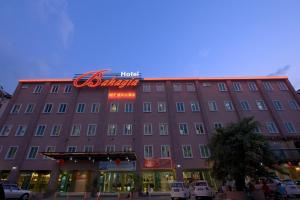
1, 0, 300, 93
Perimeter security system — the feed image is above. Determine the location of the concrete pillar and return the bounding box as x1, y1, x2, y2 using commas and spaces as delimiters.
8, 168, 20, 183
176, 168, 183, 181
48, 167, 60, 192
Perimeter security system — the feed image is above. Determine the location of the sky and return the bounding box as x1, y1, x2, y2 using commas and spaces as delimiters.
0, 0, 300, 93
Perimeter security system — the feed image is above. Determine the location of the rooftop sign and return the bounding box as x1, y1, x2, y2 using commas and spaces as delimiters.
73, 70, 141, 88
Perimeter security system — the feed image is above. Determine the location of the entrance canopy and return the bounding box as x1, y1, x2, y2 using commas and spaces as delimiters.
41, 151, 137, 161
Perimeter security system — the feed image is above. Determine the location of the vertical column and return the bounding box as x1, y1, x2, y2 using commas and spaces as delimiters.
47, 163, 60, 192
225, 80, 243, 120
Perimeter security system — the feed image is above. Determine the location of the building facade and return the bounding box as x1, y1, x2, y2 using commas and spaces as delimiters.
1, 71, 300, 193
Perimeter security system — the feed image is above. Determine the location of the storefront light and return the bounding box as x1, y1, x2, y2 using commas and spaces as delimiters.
296, 167, 300, 171
11, 166, 17, 170
177, 164, 181, 168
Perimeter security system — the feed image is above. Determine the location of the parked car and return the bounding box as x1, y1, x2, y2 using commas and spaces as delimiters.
191, 180, 214, 200
282, 179, 300, 198
170, 181, 191, 200
2, 183, 31, 200
255, 178, 281, 192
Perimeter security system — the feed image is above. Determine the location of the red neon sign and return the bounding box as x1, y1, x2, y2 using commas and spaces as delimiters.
73, 70, 139, 88
108, 91, 136, 100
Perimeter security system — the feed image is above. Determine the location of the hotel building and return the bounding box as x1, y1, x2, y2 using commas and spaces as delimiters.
0, 70, 300, 193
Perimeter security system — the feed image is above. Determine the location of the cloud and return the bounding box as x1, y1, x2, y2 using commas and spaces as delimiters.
268, 65, 291, 76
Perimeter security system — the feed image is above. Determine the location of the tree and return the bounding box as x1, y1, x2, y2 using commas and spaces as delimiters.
209, 117, 276, 191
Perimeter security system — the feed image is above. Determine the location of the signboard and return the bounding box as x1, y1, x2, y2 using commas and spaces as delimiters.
73, 70, 141, 88
99, 161, 136, 171
143, 158, 173, 169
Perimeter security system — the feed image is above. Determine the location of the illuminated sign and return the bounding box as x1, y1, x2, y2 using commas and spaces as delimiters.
108, 91, 136, 100
99, 161, 136, 171
73, 70, 141, 88
143, 158, 173, 169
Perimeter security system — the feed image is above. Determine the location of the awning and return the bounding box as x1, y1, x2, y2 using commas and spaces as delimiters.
40, 151, 137, 161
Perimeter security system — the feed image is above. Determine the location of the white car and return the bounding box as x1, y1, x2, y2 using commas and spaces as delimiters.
282, 180, 300, 198
170, 181, 191, 200
192, 180, 214, 200
3, 183, 31, 200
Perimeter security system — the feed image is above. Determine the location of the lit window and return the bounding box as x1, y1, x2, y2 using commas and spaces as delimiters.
156, 83, 165, 92
218, 82, 227, 91
5, 146, 18, 159
182, 145, 193, 158
27, 146, 39, 159
143, 84, 151, 92
110, 103, 119, 112
233, 82, 242, 92
144, 123, 153, 135
43, 103, 53, 113
224, 101, 234, 111
123, 124, 133, 135
272, 100, 283, 111
240, 101, 251, 111
288, 100, 300, 110
179, 123, 188, 135
186, 83, 196, 92
195, 123, 205, 134
84, 145, 94, 152
124, 103, 134, 112
50, 85, 59, 93
284, 122, 296, 133
143, 102, 152, 112
51, 124, 62, 136
91, 103, 100, 113
256, 100, 267, 111
248, 82, 258, 91
191, 101, 200, 112
159, 123, 168, 135
105, 145, 115, 152
87, 124, 97, 136
15, 125, 27, 136
0, 125, 13, 136
10, 104, 22, 114
144, 145, 153, 158
157, 102, 167, 112
58, 103, 67, 113
199, 144, 210, 158
33, 85, 43, 93
161, 145, 171, 158
70, 124, 81, 136
67, 146, 77, 152
173, 83, 182, 92
263, 81, 273, 91
35, 125, 46, 136
278, 81, 288, 91
208, 101, 218, 111
64, 84, 72, 93
107, 124, 117, 136
266, 122, 279, 134
76, 103, 85, 113
176, 102, 185, 112
25, 104, 35, 113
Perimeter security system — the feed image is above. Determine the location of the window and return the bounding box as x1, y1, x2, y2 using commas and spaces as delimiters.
218, 82, 227, 91
35, 125, 46, 136
110, 103, 119, 112
176, 102, 185, 112
224, 101, 234, 111
248, 82, 258, 91
195, 123, 205, 134
67, 146, 77, 152
11, 104, 22, 114
233, 82, 242, 92
240, 101, 251, 111
64, 84, 72, 93
182, 145, 193, 158
214, 122, 223, 129
25, 104, 35, 113
44, 146, 56, 159
256, 100, 267, 110
159, 123, 168, 135
156, 83, 165, 92
173, 83, 182, 92
50, 85, 59, 93
199, 144, 210, 158
161, 145, 171, 158
143, 84, 151, 92
84, 145, 94, 152
51, 124, 62, 136
57, 103, 67, 113
179, 123, 188, 135
87, 124, 97, 136
253, 126, 262, 134
107, 124, 117, 136
272, 100, 283, 111
278, 81, 288, 91
5, 146, 18, 159
15, 125, 27, 136
208, 101, 218, 111
0, 125, 12, 136
27, 146, 39, 159
76, 103, 85, 113
123, 124, 133, 135
157, 102, 167, 112
122, 145, 132, 152
186, 83, 196, 92
91, 103, 100, 113
124, 103, 133, 112
144, 145, 153, 158
43, 103, 53, 113
70, 124, 81, 136
0, 145, 2, 153
263, 81, 273, 91
191, 101, 200, 112
266, 122, 279, 134
288, 100, 300, 110
33, 85, 43, 93
105, 145, 115, 152
143, 102, 152, 112
284, 122, 296, 133
144, 123, 152, 135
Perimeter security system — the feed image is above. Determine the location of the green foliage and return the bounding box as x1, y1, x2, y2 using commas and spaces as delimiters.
209, 117, 276, 190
